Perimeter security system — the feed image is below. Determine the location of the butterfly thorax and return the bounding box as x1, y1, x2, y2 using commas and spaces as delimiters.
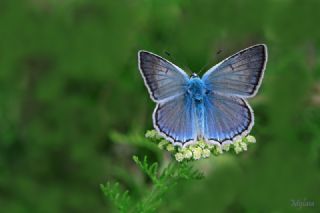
187, 78, 206, 102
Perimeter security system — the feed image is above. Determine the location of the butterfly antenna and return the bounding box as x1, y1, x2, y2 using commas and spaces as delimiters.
163, 50, 192, 75
183, 65, 192, 75
196, 62, 210, 76
178, 53, 192, 75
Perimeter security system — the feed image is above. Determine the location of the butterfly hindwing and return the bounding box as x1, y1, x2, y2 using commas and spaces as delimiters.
203, 92, 253, 143
202, 44, 267, 98
153, 94, 196, 145
138, 51, 189, 102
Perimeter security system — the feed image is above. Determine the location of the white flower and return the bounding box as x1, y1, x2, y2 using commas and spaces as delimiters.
158, 140, 168, 150
213, 145, 223, 155
233, 141, 241, 148
166, 144, 175, 152
175, 153, 184, 162
146, 129, 257, 160
202, 149, 211, 158
222, 144, 230, 151
207, 143, 214, 149
234, 146, 242, 154
183, 149, 193, 159
192, 147, 202, 160
240, 142, 247, 151
144, 130, 154, 138
198, 140, 206, 148
246, 135, 256, 143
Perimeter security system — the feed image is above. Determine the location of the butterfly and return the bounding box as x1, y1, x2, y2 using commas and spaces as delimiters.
138, 44, 267, 147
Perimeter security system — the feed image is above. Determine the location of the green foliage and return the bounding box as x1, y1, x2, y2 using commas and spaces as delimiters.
102, 155, 203, 213
133, 156, 160, 185
1, 0, 320, 212
100, 182, 131, 213
102, 130, 255, 212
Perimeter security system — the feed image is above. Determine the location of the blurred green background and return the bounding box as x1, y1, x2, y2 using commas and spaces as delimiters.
0, 0, 320, 212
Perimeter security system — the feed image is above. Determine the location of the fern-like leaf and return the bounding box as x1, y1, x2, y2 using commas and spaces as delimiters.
133, 155, 160, 185
100, 182, 132, 213
102, 156, 204, 213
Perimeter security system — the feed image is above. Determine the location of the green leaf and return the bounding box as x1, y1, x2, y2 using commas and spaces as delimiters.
100, 182, 132, 213
103, 155, 204, 212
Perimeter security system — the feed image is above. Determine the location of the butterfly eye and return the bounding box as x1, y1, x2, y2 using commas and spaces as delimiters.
205, 90, 210, 95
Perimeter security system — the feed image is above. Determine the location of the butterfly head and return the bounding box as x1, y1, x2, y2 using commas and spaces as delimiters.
190, 73, 199, 78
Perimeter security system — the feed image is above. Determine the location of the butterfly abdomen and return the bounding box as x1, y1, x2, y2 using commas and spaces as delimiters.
187, 78, 206, 139
194, 102, 205, 140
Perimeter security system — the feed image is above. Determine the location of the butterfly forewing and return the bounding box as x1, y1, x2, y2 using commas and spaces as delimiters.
202, 44, 267, 98
138, 51, 189, 102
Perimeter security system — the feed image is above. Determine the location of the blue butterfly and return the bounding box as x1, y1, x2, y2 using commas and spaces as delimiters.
138, 44, 267, 147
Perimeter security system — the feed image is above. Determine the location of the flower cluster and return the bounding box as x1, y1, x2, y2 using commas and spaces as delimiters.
145, 130, 256, 162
